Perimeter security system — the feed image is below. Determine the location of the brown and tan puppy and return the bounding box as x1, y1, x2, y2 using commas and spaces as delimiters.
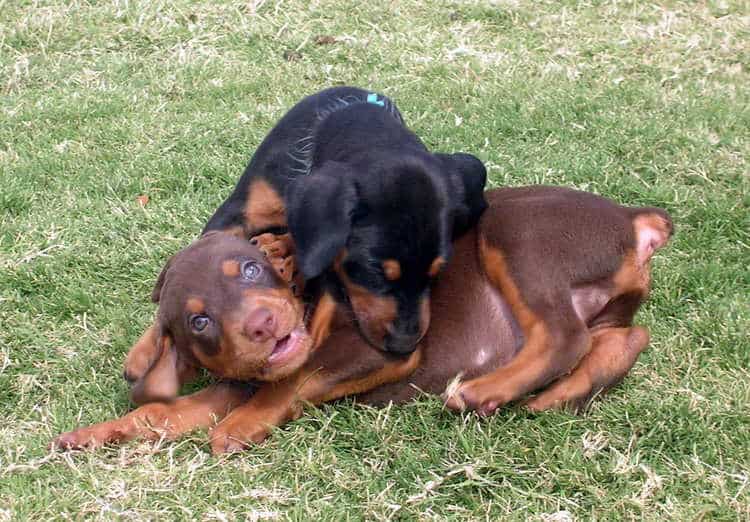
53, 232, 419, 453
53, 186, 672, 453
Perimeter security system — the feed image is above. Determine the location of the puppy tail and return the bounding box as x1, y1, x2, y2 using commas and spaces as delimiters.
628, 207, 673, 263
629, 207, 674, 241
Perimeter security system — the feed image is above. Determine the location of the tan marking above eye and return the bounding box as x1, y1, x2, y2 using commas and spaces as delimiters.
428, 256, 445, 278
222, 260, 240, 277
382, 259, 401, 281
186, 297, 205, 314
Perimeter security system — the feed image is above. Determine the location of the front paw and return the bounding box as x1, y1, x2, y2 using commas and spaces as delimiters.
269, 255, 297, 284
209, 416, 271, 454
250, 232, 302, 293
52, 421, 129, 451
51, 403, 172, 451
251, 232, 294, 259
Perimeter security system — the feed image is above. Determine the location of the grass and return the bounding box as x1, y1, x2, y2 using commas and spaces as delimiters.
1, 0, 748, 519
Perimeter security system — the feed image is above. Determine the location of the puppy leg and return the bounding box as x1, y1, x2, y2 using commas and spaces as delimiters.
209, 329, 421, 454
445, 240, 591, 416
445, 315, 590, 415
525, 326, 650, 412
52, 383, 252, 450
122, 324, 159, 385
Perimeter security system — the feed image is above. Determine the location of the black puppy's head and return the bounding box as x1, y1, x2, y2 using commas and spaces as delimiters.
288, 152, 486, 353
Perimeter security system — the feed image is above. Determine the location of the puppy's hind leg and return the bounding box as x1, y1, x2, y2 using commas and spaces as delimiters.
525, 326, 650, 412
444, 240, 592, 416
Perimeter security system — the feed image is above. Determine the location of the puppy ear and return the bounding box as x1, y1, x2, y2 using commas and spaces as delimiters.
435, 152, 488, 238
129, 328, 195, 405
151, 256, 174, 303
286, 162, 357, 279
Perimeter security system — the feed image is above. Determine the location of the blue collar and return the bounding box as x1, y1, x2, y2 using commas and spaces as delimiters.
366, 93, 385, 107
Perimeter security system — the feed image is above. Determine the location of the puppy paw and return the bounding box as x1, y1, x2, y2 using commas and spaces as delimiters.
269, 255, 297, 284
251, 232, 294, 259
250, 232, 303, 294
51, 404, 172, 451
209, 417, 271, 454
443, 379, 506, 417
523, 377, 594, 413
51, 422, 128, 451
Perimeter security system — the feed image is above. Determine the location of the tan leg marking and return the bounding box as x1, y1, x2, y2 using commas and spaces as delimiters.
123, 324, 159, 384
444, 239, 590, 415
53, 384, 251, 450
209, 350, 421, 453
525, 326, 650, 412
309, 292, 337, 349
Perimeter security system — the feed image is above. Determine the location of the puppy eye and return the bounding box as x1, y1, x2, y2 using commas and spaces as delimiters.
241, 260, 262, 280
190, 314, 211, 333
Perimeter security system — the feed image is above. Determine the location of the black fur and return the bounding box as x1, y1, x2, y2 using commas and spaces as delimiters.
202, 87, 487, 353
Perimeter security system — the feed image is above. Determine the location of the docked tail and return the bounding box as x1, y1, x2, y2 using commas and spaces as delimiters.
629, 207, 673, 264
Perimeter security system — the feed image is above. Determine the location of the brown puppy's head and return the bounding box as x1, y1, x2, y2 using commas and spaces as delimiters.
136, 232, 312, 399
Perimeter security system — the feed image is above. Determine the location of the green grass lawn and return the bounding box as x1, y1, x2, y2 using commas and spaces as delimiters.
1, 0, 748, 519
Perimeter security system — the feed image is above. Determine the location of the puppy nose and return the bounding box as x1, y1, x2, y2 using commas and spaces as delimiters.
244, 308, 276, 342
384, 332, 420, 354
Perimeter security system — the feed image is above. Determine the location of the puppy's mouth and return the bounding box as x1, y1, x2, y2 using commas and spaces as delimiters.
266, 327, 308, 366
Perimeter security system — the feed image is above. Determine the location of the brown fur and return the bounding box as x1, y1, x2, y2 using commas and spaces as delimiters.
308, 292, 337, 349
525, 326, 650, 412
210, 347, 422, 452
56, 187, 672, 453
54, 384, 253, 450
380, 187, 671, 414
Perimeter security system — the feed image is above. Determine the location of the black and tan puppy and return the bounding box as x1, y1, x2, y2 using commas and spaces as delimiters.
54, 187, 672, 453
122, 87, 487, 399
198, 86, 486, 353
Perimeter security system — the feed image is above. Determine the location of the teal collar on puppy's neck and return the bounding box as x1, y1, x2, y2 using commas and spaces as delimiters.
367, 93, 385, 107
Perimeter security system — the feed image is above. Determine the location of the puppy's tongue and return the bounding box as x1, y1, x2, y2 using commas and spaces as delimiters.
267, 333, 294, 364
